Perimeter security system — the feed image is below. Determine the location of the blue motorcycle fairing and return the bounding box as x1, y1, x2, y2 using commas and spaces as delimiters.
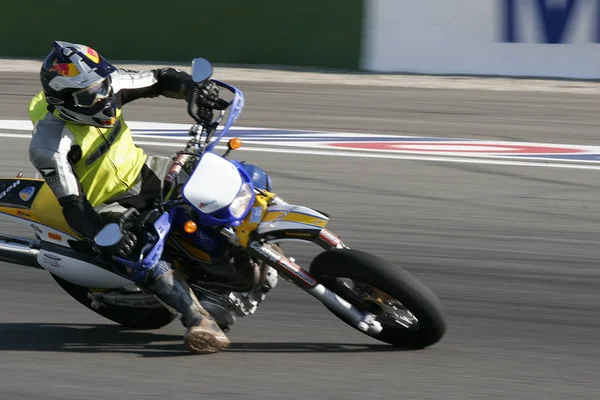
183, 153, 256, 228
113, 211, 172, 283
110, 80, 276, 280
240, 162, 273, 192
167, 163, 274, 264
170, 207, 228, 260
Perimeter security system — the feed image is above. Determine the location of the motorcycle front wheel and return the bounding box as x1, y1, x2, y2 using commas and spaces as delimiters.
310, 248, 447, 349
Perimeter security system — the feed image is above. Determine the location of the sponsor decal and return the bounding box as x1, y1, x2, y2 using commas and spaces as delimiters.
85, 47, 100, 64
46, 261, 63, 268
45, 97, 64, 106
0, 180, 20, 200
286, 232, 313, 238
19, 186, 36, 202
48, 60, 79, 77
30, 223, 43, 234
278, 258, 317, 288
155, 218, 169, 236
48, 232, 62, 241
198, 200, 216, 209
319, 229, 342, 247
501, 0, 600, 44
17, 210, 32, 218
250, 242, 282, 263
42, 252, 63, 268
268, 208, 293, 223
86, 122, 121, 165
278, 257, 300, 272
39, 168, 56, 178
250, 206, 263, 223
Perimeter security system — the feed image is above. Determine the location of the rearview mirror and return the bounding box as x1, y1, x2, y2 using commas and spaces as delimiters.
94, 223, 122, 247
191, 58, 213, 83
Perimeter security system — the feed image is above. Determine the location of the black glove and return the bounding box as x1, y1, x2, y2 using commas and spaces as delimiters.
191, 81, 230, 126
110, 229, 138, 259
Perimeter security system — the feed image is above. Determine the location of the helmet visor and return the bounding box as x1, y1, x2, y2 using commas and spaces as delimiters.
72, 78, 112, 108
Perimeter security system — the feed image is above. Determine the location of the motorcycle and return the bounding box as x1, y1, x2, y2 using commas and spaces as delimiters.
0, 58, 447, 349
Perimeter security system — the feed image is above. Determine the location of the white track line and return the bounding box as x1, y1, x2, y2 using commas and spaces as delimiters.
3, 132, 600, 171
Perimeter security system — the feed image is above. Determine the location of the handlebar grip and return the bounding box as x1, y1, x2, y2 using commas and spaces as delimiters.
118, 207, 139, 226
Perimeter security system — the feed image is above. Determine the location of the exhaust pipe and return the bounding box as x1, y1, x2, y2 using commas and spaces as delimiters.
0, 235, 41, 269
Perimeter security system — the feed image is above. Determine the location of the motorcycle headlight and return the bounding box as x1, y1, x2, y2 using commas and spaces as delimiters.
229, 183, 253, 219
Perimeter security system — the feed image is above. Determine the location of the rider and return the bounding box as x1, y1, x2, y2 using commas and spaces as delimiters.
28, 40, 231, 354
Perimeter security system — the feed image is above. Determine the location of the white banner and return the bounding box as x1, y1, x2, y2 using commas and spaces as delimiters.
362, 0, 600, 79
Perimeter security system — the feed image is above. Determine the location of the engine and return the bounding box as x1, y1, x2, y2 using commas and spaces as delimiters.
193, 266, 279, 330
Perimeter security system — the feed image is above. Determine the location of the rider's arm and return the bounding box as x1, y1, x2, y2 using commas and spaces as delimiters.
29, 122, 105, 241
112, 67, 194, 106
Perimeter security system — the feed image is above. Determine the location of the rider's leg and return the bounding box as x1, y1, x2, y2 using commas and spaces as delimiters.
96, 155, 230, 354
145, 261, 230, 354
95, 211, 230, 353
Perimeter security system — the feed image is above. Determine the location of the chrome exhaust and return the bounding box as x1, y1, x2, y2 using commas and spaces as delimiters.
0, 235, 42, 269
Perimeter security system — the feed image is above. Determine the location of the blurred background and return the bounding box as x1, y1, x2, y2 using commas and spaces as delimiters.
3, 0, 599, 78
0, 1, 599, 400
1, 0, 362, 70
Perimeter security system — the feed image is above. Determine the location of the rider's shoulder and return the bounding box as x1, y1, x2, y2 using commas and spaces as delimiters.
31, 114, 73, 148
111, 67, 156, 92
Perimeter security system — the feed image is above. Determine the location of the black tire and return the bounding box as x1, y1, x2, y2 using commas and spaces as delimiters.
51, 274, 176, 330
310, 248, 447, 349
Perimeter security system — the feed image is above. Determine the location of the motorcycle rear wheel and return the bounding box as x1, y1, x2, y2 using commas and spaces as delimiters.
310, 248, 447, 349
51, 274, 176, 330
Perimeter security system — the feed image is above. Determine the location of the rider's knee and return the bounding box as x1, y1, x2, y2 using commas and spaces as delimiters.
130, 259, 172, 285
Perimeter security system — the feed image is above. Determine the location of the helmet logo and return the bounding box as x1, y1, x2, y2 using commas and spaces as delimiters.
100, 117, 116, 126
45, 96, 64, 105
85, 48, 100, 64
48, 60, 79, 77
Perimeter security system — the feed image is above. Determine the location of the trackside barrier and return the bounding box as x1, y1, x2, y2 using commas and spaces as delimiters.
362, 0, 600, 79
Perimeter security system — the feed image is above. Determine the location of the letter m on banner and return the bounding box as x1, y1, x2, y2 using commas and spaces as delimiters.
501, 0, 600, 43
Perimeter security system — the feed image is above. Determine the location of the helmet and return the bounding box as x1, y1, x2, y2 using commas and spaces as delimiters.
40, 41, 118, 128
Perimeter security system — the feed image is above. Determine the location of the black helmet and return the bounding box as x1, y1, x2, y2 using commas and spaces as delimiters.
40, 41, 118, 127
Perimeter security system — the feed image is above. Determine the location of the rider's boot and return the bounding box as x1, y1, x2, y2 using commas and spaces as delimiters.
146, 261, 231, 354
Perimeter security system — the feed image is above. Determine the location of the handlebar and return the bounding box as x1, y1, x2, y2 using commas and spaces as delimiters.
185, 80, 244, 148
164, 80, 245, 188
115, 207, 139, 227
204, 80, 244, 152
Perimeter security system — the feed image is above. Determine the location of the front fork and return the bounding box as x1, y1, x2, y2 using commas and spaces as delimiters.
237, 229, 383, 335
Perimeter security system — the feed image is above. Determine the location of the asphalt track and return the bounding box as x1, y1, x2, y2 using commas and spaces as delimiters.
0, 73, 599, 400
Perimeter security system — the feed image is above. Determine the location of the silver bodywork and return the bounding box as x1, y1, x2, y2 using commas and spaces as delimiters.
0, 233, 280, 329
